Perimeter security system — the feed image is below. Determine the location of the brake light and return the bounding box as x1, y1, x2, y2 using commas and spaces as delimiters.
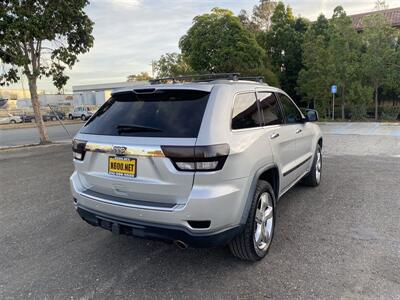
72, 139, 87, 161
161, 144, 229, 172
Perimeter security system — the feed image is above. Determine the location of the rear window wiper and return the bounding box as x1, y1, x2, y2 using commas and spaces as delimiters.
116, 124, 163, 133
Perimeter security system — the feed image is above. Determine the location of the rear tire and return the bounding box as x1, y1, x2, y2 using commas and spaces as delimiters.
302, 144, 322, 187
10, 120, 16, 124
81, 115, 86, 121
68, 114, 73, 120
229, 180, 275, 261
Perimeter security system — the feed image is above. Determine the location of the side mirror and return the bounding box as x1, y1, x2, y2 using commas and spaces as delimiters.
306, 109, 319, 122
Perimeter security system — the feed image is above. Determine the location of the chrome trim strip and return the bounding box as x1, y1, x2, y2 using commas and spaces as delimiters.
283, 155, 312, 177
85, 142, 165, 157
79, 189, 177, 212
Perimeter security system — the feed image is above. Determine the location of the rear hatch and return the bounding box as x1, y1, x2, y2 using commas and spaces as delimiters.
73, 88, 211, 209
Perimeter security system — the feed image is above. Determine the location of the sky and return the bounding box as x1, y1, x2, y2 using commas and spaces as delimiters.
13, 0, 400, 93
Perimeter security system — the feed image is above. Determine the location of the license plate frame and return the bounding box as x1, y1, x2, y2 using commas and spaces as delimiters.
108, 156, 137, 178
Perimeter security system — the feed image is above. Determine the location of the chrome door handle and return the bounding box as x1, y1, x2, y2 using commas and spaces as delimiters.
296, 129, 302, 134
270, 133, 280, 140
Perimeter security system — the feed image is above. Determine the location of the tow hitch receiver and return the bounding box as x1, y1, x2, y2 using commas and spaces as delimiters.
111, 223, 120, 235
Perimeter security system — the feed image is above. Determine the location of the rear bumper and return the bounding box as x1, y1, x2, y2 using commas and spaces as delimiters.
77, 205, 243, 247
70, 171, 249, 233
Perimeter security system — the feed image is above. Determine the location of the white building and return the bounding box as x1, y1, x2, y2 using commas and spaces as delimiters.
72, 81, 149, 107
14, 94, 73, 109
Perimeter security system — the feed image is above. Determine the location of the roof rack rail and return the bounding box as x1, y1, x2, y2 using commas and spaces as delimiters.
238, 76, 265, 83
149, 73, 266, 85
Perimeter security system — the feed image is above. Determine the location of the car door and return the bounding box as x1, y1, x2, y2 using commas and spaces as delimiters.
277, 93, 313, 184
257, 91, 297, 193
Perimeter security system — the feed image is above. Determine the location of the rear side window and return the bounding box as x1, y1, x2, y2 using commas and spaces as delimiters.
231, 92, 261, 130
80, 89, 209, 138
258, 92, 284, 126
279, 94, 303, 124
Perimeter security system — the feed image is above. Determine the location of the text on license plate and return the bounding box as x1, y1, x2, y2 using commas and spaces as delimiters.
108, 156, 137, 177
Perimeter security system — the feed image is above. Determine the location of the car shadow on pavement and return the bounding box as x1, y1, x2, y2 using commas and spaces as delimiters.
60, 184, 312, 298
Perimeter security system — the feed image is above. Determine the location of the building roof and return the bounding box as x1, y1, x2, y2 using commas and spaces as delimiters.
350, 7, 400, 31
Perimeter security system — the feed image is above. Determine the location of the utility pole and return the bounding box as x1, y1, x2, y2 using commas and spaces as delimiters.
332, 93, 335, 120
331, 85, 337, 121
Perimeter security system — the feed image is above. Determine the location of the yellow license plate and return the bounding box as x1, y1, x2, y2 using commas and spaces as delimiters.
108, 156, 137, 178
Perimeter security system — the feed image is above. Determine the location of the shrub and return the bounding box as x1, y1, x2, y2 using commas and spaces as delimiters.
381, 106, 400, 121
350, 104, 367, 120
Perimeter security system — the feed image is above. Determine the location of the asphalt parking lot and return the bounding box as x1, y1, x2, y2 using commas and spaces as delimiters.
0, 131, 399, 299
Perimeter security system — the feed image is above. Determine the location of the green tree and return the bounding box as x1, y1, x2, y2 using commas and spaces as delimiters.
328, 6, 361, 120
347, 81, 373, 120
393, 35, 400, 92
127, 72, 152, 81
263, 2, 308, 99
0, 0, 94, 143
242, 66, 280, 87
264, 2, 295, 70
298, 14, 332, 114
361, 14, 398, 120
179, 8, 265, 73
312, 14, 330, 41
153, 53, 192, 78
238, 10, 259, 33
239, 0, 277, 32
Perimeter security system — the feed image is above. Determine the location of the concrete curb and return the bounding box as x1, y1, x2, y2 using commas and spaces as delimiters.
318, 121, 400, 126
0, 140, 70, 151
0, 120, 84, 131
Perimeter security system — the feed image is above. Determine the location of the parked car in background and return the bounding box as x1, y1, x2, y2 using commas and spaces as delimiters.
0, 113, 23, 124
68, 107, 93, 121
43, 111, 66, 121
20, 113, 36, 123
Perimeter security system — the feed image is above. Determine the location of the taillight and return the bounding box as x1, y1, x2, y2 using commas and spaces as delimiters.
161, 144, 229, 172
72, 139, 87, 161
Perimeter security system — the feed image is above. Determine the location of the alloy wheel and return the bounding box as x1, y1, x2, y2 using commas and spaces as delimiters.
315, 151, 322, 184
254, 192, 274, 251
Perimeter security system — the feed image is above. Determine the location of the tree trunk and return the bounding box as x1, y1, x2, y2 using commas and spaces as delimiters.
375, 87, 379, 121
27, 76, 50, 144
341, 103, 345, 120
341, 87, 345, 120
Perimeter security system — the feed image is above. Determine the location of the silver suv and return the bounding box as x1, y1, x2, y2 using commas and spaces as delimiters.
70, 77, 323, 261
68, 106, 93, 121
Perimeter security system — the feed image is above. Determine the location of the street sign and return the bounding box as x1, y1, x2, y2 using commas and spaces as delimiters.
331, 85, 337, 94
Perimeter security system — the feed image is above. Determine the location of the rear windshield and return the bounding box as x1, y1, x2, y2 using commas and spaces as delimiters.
80, 89, 210, 138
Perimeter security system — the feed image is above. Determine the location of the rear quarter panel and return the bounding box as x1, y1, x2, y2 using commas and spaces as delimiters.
193, 84, 275, 226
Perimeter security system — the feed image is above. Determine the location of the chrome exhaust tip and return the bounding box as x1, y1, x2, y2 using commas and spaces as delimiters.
174, 240, 188, 249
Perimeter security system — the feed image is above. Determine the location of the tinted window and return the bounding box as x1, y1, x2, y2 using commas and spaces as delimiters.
80, 89, 209, 138
231, 93, 261, 130
258, 92, 284, 126
279, 94, 303, 124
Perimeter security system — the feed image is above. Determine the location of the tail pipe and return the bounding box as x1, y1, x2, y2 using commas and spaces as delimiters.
174, 240, 188, 249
